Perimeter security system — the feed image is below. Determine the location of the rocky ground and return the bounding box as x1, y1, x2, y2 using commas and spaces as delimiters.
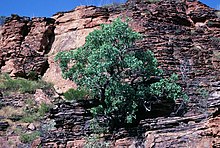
0, 75, 57, 147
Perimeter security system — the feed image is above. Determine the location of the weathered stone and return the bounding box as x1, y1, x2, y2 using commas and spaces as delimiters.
0, 15, 55, 77
31, 138, 41, 148
34, 89, 51, 105
114, 138, 133, 147
43, 142, 58, 148
66, 139, 85, 148
27, 123, 36, 130
39, 0, 220, 146
0, 137, 10, 148
7, 136, 21, 148
143, 116, 220, 148
42, 5, 111, 93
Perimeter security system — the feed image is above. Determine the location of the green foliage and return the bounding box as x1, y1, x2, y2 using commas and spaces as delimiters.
102, 2, 122, 7
84, 134, 111, 148
41, 119, 56, 132
38, 103, 51, 116
196, 88, 209, 113
144, 0, 160, 3
85, 118, 111, 148
0, 16, 6, 25
27, 71, 39, 80
56, 18, 186, 124
21, 114, 39, 123
150, 74, 188, 101
197, 88, 209, 99
211, 37, 220, 49
63, 88, 88, 101
21, 103, 51, 123
89, 118, 108, 134
102, 1, 125, 11
25, 99, 35, 107
0, 74, 52, 94
20, 131, 40, 143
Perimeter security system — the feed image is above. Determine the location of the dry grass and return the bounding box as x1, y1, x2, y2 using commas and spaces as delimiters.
0, 106, 24, 118
215, 11, 220, 18
213, 51, 220, 59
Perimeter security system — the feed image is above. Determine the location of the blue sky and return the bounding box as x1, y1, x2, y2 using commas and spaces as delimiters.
0, 0, 219, 17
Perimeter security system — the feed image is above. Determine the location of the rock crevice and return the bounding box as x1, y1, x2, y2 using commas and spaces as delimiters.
0, 15, 55, 77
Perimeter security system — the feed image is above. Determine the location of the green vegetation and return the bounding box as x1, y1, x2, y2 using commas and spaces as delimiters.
211, 37, 220, 48
63, 88, 88, 101
0, 86, 52, 146
145, 0, 160, 3
197, 88, 209, 99
102, 2, 122, 7
20, 131, 40, 143
0, 74, 53, 145
89, 118, 108, 134
84, 134, 111, 148
21, 114, 39, 123
55, 18, 186, 125
38, 103, 51, 116
26, 71, 39, 80
0, 16, 6, 25
21, 103, 51, 123
0, 74, 52, 94
196, 88, 209, 113
149, 74, 188, 101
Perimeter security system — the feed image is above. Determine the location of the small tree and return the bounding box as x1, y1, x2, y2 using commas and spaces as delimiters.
55, 18, 186, 124
0, 16, 6, 26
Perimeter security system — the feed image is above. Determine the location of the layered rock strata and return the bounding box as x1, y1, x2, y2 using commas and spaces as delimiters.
41, 0, 220, 147
0, 15, 55, 77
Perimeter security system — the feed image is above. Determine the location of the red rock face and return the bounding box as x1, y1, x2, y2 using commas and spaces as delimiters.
43, 6, 110, 93
0, 15, 55, 77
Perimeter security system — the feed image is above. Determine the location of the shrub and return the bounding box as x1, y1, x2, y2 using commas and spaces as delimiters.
20, 132, 40, 143
63, 88, 88, 101
145, 0, 160, 3
211, 37, 220, 49
84, 134, 111, 148
0, 16, 6, 26
27, 71, 39, 80
21, 103, 51, 123
41, 119, 56, 132
21, 114, 39, 123
0, 74, 52, 94
196, 88, 209, 113
55, 18, 186, 124
150, 74, 188, 101
37, 103, 51, 116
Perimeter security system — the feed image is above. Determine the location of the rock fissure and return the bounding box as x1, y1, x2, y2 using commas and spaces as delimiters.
0, 15, 55, 77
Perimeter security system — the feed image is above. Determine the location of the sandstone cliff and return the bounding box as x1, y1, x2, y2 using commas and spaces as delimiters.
0, 0, 219, 147
0, 15, 55, 78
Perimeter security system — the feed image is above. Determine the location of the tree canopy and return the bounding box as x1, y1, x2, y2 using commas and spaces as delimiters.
55, 18, 186, 124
